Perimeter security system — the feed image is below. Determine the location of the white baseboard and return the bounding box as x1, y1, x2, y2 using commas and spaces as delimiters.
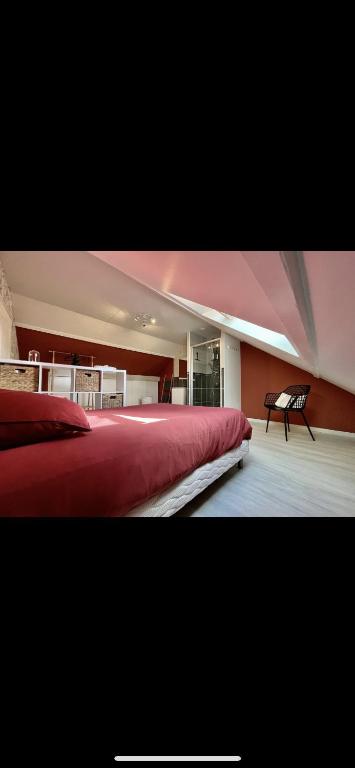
248, 417, 355, 439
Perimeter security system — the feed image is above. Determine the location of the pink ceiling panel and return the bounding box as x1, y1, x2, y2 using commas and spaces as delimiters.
304, 251, 355, 392
90, 251, 286, 334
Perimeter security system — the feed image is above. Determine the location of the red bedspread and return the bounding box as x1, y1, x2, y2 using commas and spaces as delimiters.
0, 404, 252, 517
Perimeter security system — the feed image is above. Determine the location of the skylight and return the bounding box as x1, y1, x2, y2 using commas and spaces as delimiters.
169, 294, 299, 357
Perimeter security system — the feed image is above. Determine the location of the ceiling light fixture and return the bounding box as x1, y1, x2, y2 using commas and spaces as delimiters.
134, 313, 157, 328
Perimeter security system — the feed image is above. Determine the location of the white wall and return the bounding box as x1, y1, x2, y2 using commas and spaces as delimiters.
13, 293, 184, 359
0, 258, 18, 358
221, 332, 241, 409
0, 300, 12, 358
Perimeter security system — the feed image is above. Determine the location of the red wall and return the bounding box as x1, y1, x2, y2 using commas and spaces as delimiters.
179, 359, 187, 377
16, 327, 174, 400
241, 342, 355, 433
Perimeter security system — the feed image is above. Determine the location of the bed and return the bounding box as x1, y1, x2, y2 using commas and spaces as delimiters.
0, 404, 252, 517
127, 441, 250, 516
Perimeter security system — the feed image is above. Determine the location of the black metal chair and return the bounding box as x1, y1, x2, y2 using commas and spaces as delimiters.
264, 385, 315, 442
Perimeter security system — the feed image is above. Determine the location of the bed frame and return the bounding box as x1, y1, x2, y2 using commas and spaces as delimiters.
125, 440, 249, 517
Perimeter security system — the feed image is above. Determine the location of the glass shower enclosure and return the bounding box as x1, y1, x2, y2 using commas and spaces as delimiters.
191, 339, 221, 407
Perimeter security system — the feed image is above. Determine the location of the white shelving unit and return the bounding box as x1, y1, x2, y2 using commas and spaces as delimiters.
0, 359, 127, 410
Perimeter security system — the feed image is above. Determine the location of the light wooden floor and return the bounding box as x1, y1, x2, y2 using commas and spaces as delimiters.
177, 420, 355, 517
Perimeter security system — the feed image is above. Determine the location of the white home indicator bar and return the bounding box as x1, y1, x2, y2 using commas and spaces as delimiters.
114, 758, 242, 762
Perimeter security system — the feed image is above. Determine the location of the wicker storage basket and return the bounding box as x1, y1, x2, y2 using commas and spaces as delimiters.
0, 363, 39, 392
75, 369, 100, 392
102, 393, 123, 409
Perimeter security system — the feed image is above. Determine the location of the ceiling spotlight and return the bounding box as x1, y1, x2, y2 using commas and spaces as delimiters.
134, 313, 157, 328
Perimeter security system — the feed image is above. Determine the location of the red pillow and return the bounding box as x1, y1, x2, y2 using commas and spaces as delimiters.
0, 389, 91, 450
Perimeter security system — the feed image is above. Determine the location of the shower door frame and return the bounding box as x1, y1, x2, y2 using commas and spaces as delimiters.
189, 338, 222, 408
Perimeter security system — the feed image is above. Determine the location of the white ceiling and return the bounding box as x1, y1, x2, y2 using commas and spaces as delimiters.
0, 251, 216, 345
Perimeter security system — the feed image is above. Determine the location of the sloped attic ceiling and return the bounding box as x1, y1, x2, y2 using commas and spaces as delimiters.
90, 251, 355, 395
0, 251, 217, 347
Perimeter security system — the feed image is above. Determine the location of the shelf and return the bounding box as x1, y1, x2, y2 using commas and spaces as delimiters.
1, 359, 127, 409
39, 391, 125, 395
1, 359, 126, 372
